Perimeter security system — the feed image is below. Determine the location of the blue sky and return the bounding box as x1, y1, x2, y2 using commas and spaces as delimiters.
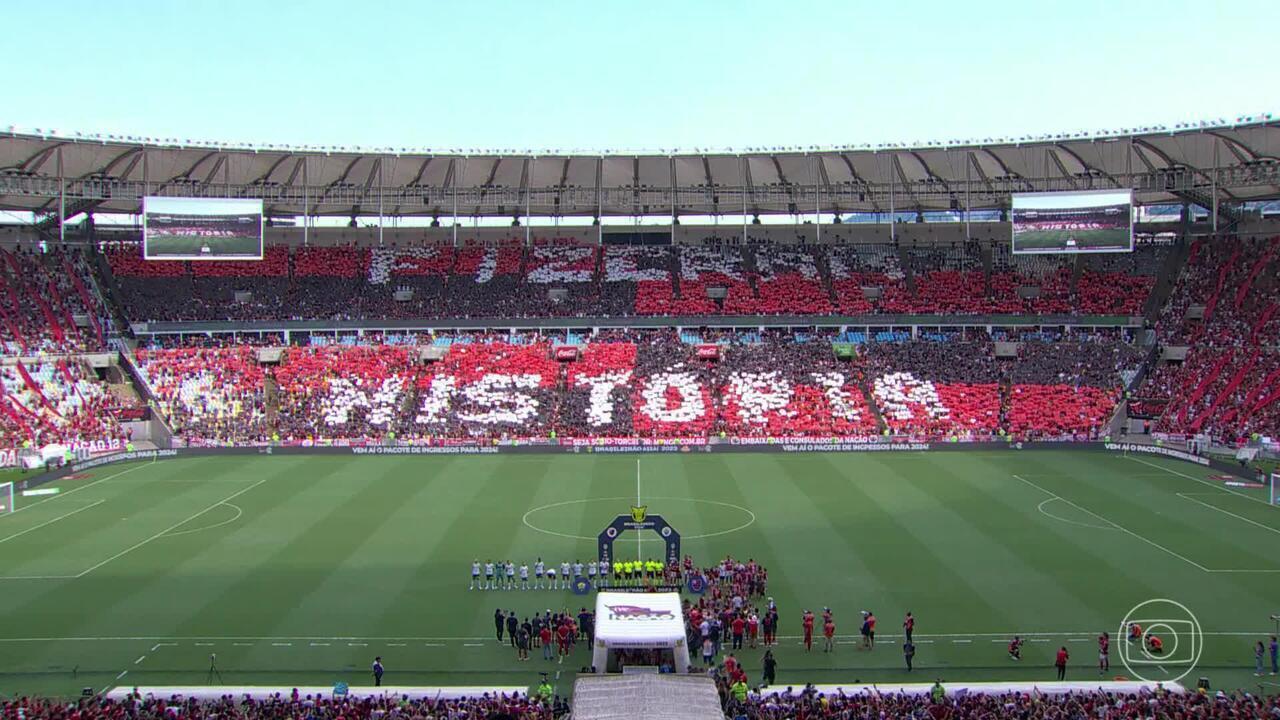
6, 0, 1278, 152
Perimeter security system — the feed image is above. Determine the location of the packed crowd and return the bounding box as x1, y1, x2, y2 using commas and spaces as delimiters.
0, 248, 109, 354
0, 360, 130, 451
102, 240, 1170, 322
9, 685, 1280, 720
4, 691, 565, 720
1135, 235, 1280, 442
136, 346, 269, 443
133, 332, 1135, 445
722, 685, 1279, 720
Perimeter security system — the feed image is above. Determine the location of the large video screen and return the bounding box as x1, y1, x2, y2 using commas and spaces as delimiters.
1011, 190, 1133, 254
143, 197, 264, 260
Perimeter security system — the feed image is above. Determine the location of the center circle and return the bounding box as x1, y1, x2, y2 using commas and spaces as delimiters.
522, 496, 756, 541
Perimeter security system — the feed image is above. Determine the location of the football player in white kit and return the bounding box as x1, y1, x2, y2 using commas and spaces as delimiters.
471, 559, 481, 590
534, 558, 546, 589
519, 562, 530, 590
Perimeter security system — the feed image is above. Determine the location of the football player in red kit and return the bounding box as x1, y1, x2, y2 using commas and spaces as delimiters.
802, 610, 815, 652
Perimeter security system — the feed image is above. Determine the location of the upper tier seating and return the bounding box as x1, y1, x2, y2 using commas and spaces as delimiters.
103, 240, 1170, 322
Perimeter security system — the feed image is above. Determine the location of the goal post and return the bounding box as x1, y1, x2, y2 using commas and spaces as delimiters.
1271, 473, 1279, 507
0, 482, 12, 514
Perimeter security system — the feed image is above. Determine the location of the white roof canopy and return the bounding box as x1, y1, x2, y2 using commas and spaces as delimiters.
2, 120, 1277, 220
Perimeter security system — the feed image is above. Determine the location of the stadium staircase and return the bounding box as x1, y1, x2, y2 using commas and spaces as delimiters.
814, 249, 837, 302
86, 245, 135, 336
897, 245, 916, 296
1142, 239, 1191, 321
263, 374, 280, 425
63, 256, 107, 347
854, 376, 889, 434
741, 245, 762, 299
1068, 255, 1084, 296
978, 243, 994, 294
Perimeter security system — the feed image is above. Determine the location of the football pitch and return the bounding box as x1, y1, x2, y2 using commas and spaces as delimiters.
144, 235, 262, 258
1, 451, 1277, 697
1013, 228, 1130, 252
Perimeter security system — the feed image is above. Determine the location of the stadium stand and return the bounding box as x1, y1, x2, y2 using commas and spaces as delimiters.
0, 359, 129, 450
100, 239, 1171, 322
1136, 236, 1280, 442
0, 248, 109, 353
121, 331, 1136, 445
12, 683, 1275, 719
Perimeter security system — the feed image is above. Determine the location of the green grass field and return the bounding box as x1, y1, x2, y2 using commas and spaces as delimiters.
145, 234, 262, 258
1012, 227, 1130, 252
1, 451, 1277, 698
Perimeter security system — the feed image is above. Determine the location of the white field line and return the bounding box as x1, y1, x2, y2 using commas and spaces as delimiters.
636, 458, 642, 561
3, 463, 151, 518
0, 574, 79, 581
1036, 498, 1114, 531
134, 655, 146, 664
1177, 493, 1280, 536
75, 478, 267, 578
1011, 474, 1211, 572
1126, 455, 1275, 507
0, 499, 105, 545
161, 503, 243, 538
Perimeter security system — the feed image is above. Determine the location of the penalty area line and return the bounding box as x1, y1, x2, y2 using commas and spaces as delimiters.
3, 462, 151, 519
1012, 474, 1211, 573
1126, 455, 1275, 508
1177, 493, 1280, 536
74, 478, 268, 578
0, 500, 106, 545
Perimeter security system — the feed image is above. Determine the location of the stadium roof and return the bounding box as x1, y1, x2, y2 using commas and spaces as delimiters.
1, 117, 1278, 220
